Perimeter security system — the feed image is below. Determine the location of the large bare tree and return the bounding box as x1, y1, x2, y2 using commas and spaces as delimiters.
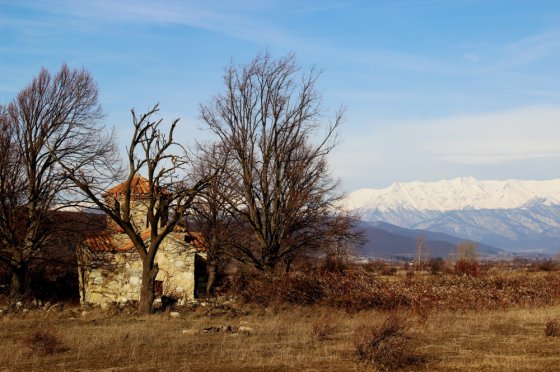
200, 53, 360, 271
63, 105, 209, 314
0, 65, 112, 296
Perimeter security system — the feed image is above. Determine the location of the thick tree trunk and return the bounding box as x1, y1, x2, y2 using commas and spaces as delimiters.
138, 261, 159, 315
9, 263, 27, 297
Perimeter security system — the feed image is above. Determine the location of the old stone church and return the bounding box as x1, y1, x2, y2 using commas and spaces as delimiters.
78, 176, 207, 307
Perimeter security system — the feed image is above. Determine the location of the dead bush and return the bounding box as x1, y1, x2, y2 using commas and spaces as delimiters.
353, 315, 422, 370
380, 267, 397, 276
321, 253, 347, 274
24, 329, 67, 354
429, 258, 445, 275
231, 270, 324, 306
534, 260, 558, 272
545, 320, 559, 337
229, 267, 560, 313
455, 259, 480, 277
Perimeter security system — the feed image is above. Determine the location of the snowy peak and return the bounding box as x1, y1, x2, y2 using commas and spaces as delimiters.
343, 177, 560, 212
342, 177, 560, 253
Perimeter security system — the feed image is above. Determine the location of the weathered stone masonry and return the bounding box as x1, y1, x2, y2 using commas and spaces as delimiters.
78, 176, 207, 307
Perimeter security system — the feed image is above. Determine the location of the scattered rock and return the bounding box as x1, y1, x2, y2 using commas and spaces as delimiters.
153, 298, 162, 310
169, 311, 181, 318
15, 301, 23, 308
202, 326, 221, 333
238, 326, 254, 334
202, 325, 236, 334
22, 309, 29, 314
200, 302, 207, 307
81, 311, 89, 317
181, 329, 197, 336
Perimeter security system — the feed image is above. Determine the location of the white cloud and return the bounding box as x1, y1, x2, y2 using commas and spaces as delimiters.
414, 105, 560, 164
329, 105, 560, 190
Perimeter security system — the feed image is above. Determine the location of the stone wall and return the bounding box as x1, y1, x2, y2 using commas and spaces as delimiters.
105, 196, 152, 232
79, 235, 206, 307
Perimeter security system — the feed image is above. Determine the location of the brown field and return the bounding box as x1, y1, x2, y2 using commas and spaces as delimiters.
3, 269, 560, 371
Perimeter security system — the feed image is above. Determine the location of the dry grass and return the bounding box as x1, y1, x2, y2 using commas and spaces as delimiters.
311, 314, 337, 341
1, 303, 560, 371
2, 269, 560, 370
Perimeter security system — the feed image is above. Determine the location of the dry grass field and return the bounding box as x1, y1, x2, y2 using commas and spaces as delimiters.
1, 297, 560, 371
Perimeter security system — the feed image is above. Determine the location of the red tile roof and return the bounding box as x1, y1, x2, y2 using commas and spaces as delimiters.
84, 230, 151, 252
104, 175, 162, 198
84, 229, 206, 253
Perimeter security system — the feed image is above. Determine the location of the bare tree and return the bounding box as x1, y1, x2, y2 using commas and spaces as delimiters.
0, 65, 112, 296
456, 241, 478, 262
188, 144, 234, 293
200, 52, 360, 271
416, 234, 425, 270
63, 104, 209, 314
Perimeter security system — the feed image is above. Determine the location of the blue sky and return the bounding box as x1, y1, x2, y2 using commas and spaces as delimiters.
1, 1, 560, 192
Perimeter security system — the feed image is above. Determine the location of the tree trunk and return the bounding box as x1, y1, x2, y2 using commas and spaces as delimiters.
284, 259, 292, 273
9, 263, 27, 297
206, 263, 217, 295
138, 261, 159, 315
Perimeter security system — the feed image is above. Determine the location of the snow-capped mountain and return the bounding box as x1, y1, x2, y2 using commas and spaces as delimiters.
343, 178, 560, 253
344, 177, 560, 213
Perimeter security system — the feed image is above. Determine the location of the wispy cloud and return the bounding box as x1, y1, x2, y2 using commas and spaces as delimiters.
7, 0, 301, 48
503, 31, 560, 65
417, 105, 560, 164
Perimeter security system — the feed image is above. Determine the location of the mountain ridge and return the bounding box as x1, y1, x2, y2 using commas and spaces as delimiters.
344, 177, 560, 213
343, 177, 560, 253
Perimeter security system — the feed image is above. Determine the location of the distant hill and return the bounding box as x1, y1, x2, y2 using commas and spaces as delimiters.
354, 221, 509, 259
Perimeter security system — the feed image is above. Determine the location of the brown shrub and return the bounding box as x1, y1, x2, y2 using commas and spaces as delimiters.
362, 260, 386, 273
321, 253, 347, 274
545, 320, 559, 337
229, 267, 560, 313
455, 259, 480, 277
231, 270, 324, 306
534, 260, 558, 272
24, 329, 67, 354
353, 315, 422, 370
429, 258, 445, 275
380, 267, 398, 276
